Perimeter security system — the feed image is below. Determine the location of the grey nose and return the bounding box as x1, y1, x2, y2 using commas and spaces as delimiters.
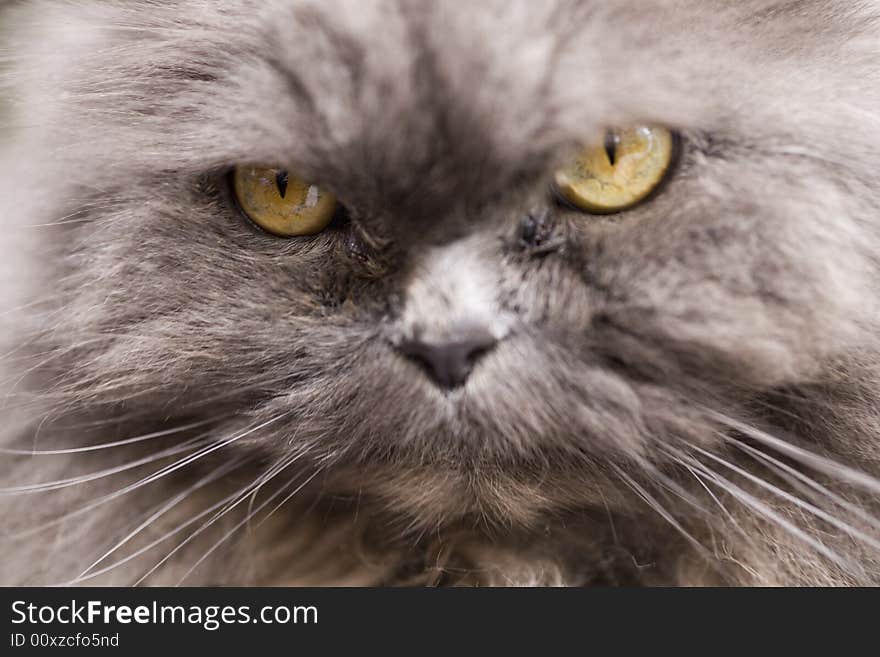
397, 328, 497, 389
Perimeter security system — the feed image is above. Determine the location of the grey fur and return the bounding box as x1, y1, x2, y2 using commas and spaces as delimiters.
1, 0, 880, 585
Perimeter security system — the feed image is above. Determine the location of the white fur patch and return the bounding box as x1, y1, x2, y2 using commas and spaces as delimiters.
399, 237, 513, 343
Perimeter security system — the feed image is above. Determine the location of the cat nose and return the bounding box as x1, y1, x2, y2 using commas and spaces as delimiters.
397, 327, 497, 389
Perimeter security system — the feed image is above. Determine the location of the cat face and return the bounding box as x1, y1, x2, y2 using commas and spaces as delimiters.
4, 0, 880, 532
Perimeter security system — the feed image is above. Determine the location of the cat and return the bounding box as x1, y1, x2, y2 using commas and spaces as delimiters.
1, 0, 879, 586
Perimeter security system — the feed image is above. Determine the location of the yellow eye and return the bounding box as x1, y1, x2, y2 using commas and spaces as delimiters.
232, 165, 337, 236
554, 126, 674, 214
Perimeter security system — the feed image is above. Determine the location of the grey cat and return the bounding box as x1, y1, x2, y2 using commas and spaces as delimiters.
1, 0, 879, 586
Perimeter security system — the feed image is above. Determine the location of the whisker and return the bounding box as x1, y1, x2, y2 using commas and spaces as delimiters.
664, 444, 863, 576
67, 458, 268, 585
0, 418, 216, 456
687, 442, 880, 552
610, 463, 711, 559
176, 465, 325, 586
710, 411, 880, 496
680, 460, 764, 562
4, 415, 288, 537
636, 457, 710, 515
243, 425, 311, 527
719, 432, 880, 533
255, 465, 326, 529
0, 436, 208, 495
74, 456, 251, 581
133, 448, 302, 585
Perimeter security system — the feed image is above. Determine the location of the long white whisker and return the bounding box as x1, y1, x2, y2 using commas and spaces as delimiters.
75, 456, 250, 581
255, 465, 325, 529
176, 466, 325, 586
0, 436, 208, 495
5, 415, 288, 537
133, 447, 302, 585
710, 411, 880, 496
666, 445, 863, 576
0, 418, 215, 455
687, 443, 880, 552
680, 461, 764, 562
719, 432, 880, 533
636, 458, 710, 514
610, 463, 710, 559
67, 459, 269, 585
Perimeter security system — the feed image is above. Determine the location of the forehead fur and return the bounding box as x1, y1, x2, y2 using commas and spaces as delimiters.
4, 0, 880, 189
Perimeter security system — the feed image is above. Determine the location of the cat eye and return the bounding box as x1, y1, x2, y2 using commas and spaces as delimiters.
553, 125, 674, 214
232, 165, 337, 236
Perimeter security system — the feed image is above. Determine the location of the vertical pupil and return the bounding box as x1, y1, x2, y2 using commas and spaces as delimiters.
275, 170, 289, 198
603, 131, 619, 166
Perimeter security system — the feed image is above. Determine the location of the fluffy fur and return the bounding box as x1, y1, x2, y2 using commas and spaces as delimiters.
1, 0, 880, 586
